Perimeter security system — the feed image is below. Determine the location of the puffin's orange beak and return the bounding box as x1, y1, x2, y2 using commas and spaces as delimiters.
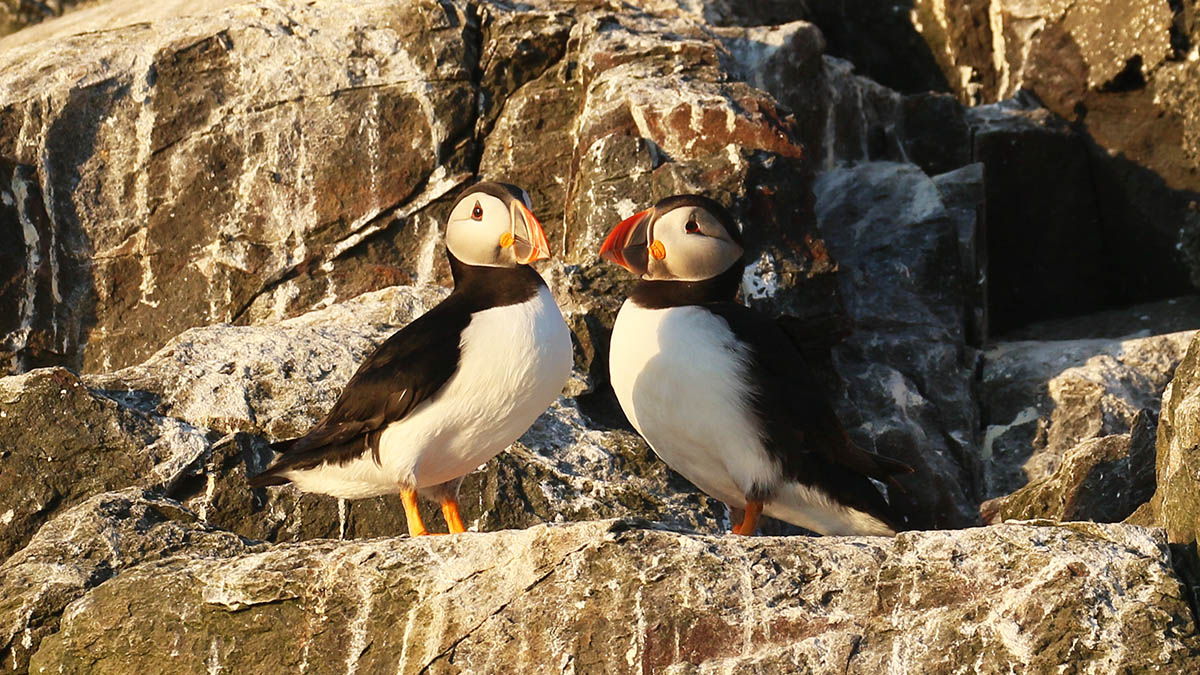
510, 201, 551, 264
599, 209, 653, 276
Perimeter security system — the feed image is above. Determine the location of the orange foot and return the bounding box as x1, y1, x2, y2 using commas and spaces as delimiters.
441, 498, 466, 534
733, 501, 763, 536
401, 489, 429, 537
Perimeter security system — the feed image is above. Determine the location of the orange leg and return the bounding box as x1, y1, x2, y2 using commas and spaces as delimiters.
734, 501, 763, 536
441, 498, 466, 534
401, 489, 429, 537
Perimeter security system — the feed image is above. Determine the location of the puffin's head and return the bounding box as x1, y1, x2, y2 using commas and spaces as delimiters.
445, 182, 551, 268
598, 194, 743, 281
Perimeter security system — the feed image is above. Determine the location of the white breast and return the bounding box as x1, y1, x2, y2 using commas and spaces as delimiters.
608, 300, 779, 508
285, 284, 572, 498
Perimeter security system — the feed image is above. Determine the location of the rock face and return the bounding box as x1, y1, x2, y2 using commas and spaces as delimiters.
914, 0, 1200, 311
0, 489, 259, 672
24, 519, 1200, 673
0, 367, 208, 561
1138, 332, 1200, 549
979, 329, 1196, 526
814, 162, 982, 529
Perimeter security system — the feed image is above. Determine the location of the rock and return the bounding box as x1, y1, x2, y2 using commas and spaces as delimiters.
0, 0, 489, 373
26, 520, 1200, 672
1137, 331, 1200, 549
980, 329, 1196, 503
0, 0, 94, 38
967, 97, 1108, 333
814, 162, 982, 529
0, 0, 849, 379
915, 0, 1200, 306
1000, 295, 1200, 342
0, 367, 208, 561
982, 410, 1158, 524
0, 489, 258, 674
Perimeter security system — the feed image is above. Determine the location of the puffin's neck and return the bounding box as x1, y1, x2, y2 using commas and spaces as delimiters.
628, 261, 743, 309
447, 251, 545, 309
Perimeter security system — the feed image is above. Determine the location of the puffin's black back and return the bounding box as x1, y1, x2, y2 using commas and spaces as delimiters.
702, 302, 910, 528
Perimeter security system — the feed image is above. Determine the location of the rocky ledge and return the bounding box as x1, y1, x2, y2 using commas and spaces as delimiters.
12, 504, 1200, 673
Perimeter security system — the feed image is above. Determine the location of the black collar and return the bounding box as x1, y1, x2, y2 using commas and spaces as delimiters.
447, 252, 545, 310
628, 262, 743, 309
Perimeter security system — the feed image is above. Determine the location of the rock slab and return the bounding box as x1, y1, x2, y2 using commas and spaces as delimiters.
26, 520, 1200, 673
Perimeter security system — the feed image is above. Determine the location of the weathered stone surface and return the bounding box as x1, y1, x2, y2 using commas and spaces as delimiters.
914, 0, 1200, 306
0, 0, 486, 373
982, 411, 1158, 524
0, 367, 208, 561
814, 162, 982, 529
980, 329, 1196, 503
0, 489, 258, 674
27, 520, 1200, 673
1138, 331, 1200, 549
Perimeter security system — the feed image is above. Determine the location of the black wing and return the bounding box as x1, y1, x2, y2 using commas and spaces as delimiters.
248, 296, 470, 487
704, 302, 911, 524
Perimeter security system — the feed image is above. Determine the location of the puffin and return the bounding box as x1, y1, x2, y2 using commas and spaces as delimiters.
249, 182, 573, 536
598, 195, 909, 536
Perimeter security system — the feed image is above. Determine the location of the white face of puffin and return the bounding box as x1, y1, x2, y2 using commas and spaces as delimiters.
444, 186, 551, 268
599, 198, 744, 281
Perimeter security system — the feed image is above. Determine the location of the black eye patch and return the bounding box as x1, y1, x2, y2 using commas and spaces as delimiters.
471, 201, 483, 220
685, 215, 701, 234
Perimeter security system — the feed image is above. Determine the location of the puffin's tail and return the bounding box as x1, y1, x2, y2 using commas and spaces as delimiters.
245, 438, 296, 488
763, 482, 898, 537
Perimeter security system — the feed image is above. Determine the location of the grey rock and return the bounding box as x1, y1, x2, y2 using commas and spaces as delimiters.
0, 489, 259, 674
0, 367, 209, 562
814, 162, 982, 529
982, 411, 1158, 524
26, 520, 1200, 673
980, 329, 1196, 504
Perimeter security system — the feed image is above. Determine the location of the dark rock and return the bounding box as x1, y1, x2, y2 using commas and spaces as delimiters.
26, 520, 1200, 672
982, 410, 1159, 524
980, 329, 1195, 502
0, 367, 208, 561
814, 162, 982, 529
0, 157, 87, 374
915, 0, 1200, 307
999, 295, 1200, 342
967, 98, 1107, 333
0, 489, 259, 674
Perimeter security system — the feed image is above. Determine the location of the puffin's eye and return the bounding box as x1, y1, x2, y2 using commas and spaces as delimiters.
471, 202, 483, 220
685, 215, 701, 234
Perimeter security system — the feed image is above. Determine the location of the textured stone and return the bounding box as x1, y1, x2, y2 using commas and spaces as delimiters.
914, 0, 1200, 306
0, 367, 208, 561
0, 489, 258, 674
982, 411, 1158, 524
980, 329, 1196, 501
814, 162, 982, 529
27, 520, 1200, 673
1139, 331, 1200, 548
